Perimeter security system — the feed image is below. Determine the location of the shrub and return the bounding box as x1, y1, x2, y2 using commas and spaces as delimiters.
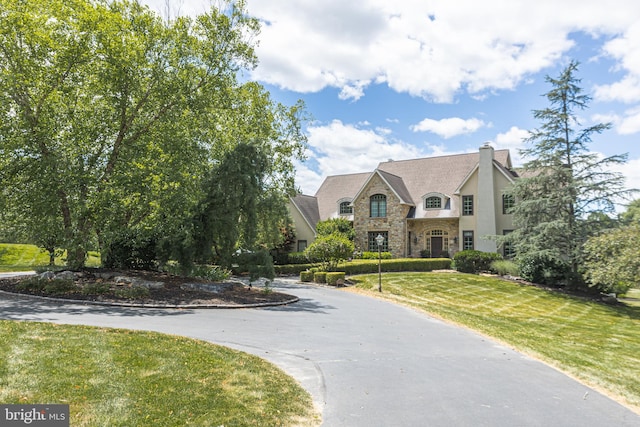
313, 271, 327, 283
102, 229, 158, 270
343, 258, 451, 274
315, 218, 355, 241
81, 283, 112, 295
115, 286, 150, 300
232, 250, 275, 285
517, 253, 571, 286
304, 234, 355, 271
490, 260, 520, 277
453, 250, 502, 274
16, 277, 77, 295
189, 265, 231, 282
300, 270, 314, 282
358, 251, 392, 260
326, 272, 346, 286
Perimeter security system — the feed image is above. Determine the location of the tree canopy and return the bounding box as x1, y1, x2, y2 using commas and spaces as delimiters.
507, 61, 631, 285
0, 0, 307, 268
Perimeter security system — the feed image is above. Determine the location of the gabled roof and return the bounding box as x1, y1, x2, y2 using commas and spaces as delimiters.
376, 149, 511, 218
352, 169, 415, 206
290, 194, 320, 232
309, 148, 514, 221
314, 172, 371, 220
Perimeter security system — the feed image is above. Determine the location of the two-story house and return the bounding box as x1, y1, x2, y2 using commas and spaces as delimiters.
289, 144, 518, 258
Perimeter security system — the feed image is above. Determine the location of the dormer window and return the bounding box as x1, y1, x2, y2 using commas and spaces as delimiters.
423, 193, 449, 210
425, 196, 442, 209
339, 201, 353, 215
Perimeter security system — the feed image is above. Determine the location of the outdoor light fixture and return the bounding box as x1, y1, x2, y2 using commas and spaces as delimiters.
375, 234, 385, 292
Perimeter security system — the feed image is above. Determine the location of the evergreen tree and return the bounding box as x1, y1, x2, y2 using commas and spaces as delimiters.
508, 61, 631, 286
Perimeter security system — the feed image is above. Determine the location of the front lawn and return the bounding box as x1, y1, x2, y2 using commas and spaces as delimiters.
0, 321, 320, 426
0, 243, 101, 272
351, 272, 640, 412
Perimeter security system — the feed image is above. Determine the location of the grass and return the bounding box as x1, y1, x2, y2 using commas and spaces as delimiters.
0, 243, 101, 272
0, 320, 320, 426
622, 288, 640, 308
350, 272, 640, 413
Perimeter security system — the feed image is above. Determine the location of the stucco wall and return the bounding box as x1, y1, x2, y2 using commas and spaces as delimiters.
287, 202, 316, 250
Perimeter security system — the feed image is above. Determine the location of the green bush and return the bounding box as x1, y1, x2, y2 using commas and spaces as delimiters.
343, 258, 451, 274
115, 286, 150, 300
304, 234, 354, 271
232, 250, 275, 284
453, 250, 502, 274
313, 271, 327, 283
275, 258, 451, 276
102, 229, 158, 270
517, 253, 571, 286
300, 270, 314, 282
81, 283, 112, 295
16, 278, 78, 295
326, 272, 346, 286
490, 260, 520, 276
358, 251, 392, 260
315, 218, 355, 241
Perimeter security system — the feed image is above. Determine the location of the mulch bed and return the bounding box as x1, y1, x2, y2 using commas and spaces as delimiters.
0, 269, 296, 307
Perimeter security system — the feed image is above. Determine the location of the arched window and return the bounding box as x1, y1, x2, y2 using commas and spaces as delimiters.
370, 194, 387, 217
339, 201, 353, 215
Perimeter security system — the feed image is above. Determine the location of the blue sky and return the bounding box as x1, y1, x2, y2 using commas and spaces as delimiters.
143, 0, 640, 204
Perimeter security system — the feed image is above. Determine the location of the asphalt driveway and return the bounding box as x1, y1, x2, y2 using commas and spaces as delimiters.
0, 276, 638, 426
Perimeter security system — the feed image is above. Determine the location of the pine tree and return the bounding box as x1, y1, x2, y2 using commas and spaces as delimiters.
509, 60, 631, 286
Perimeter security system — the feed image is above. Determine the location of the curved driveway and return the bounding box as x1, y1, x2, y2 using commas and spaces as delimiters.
0, 276, 638, 426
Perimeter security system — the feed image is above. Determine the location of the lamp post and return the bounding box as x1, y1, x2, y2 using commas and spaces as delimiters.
375, 233, 385, 292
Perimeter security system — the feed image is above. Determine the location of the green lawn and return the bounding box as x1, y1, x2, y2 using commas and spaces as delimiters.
0, 321, 320, 426
351, 272, 640, 413
0, 243, 100, 272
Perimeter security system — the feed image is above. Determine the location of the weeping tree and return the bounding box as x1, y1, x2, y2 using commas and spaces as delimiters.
507, 61, 632, 286
0, 0, 306, 269
163, 141, 290, 278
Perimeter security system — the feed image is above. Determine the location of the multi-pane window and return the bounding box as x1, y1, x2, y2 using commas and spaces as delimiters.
462, 230, 474, 250
297, 240, 307, 252
425, 196, 442, 209
368, 231, 388, 251
370, 194, 387, 217
339, 201, 353, 214
462, 195, 474, 216
503, 230, 515, 258
502, 194, 515, 214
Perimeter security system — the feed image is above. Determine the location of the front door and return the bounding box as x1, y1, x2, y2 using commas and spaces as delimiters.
431, 237, 443, 257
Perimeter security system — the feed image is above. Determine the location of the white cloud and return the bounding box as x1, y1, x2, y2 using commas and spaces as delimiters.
410, 117, 487, 138
593, 109, 640, 135
249, 0, 640, 103
494, 126, 529, 166
296, 120, 424, 194
595, 21, 640, 104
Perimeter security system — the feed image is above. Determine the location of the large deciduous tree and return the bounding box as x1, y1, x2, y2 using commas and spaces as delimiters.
0, 0, 306, 268
507, 61, 631, 286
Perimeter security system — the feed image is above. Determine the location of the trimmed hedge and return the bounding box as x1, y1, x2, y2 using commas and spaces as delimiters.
326, 272, 346, 286
313, 271, 327, 283
300, 270, 314, 282
357, 251, 393, 260
275, 258, 452, 276
342, 258, 451, 274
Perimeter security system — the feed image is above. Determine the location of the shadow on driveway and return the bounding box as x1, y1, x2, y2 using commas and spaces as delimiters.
0, 293, 192, 321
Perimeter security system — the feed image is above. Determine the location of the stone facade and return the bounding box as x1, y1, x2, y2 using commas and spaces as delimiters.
353, 173, 411, 257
